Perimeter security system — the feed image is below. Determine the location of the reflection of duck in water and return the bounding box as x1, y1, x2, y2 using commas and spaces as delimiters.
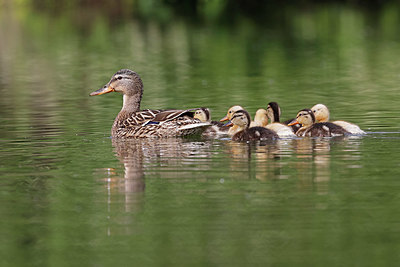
311, 104, 365, 135
289, 109, 349, 137
194, 108, 230, 136
227, 109, 279, 141
90, 69, 209, 138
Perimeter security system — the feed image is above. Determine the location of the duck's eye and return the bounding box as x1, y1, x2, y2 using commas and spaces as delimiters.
313, 110, 316, 112
117, 76, 123, 80
229, 111, 232, 113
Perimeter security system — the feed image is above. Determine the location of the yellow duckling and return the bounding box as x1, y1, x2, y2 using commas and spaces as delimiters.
311, 104, 365, 135
288, 109, 349, 137
220, 105, 244, 136
227, 109, 279, 141
265, 102, 296, 137
194, 107, 230, 135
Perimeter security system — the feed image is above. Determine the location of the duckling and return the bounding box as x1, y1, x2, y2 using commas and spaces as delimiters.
251, 109, 269, 127
227, 109, 279, 141
194, 107, 230, 135
311, 104, 365, 135
265, 102, 296, 137
288, 109, 349, 137
220, 105, 244, 136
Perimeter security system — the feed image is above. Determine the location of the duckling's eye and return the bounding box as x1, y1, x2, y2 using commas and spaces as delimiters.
117, 76, 123, 80
313, 110, 316, 113
229, 111, 232, 113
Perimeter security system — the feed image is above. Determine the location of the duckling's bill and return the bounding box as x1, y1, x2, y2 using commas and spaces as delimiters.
287, 121, 300, 126
90, 85, 115, 96
220, 116, 229, 122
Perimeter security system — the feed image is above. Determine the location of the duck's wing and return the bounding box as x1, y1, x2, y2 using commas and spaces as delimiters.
139, 109, 197, 126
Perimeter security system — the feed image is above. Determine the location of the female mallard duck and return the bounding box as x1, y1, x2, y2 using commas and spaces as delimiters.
288, 109, 349, 137
194, 107, 230, 135
90, 69, 210, 138
265, 102, 296, 137
220, 105, 244, 136
311, 104, 365, 135
227, 109, 279, 141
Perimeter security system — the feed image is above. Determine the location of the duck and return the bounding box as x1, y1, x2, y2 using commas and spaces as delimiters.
90, 69, 210, 138
288, 109, 349, 137
226, 109, 279, 141
311, 104, 366, 135
194, 107, 230, 135
265, 102, 296, 137
220, 105, 244, 136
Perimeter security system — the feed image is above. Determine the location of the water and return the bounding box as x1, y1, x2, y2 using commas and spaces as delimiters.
1, 3, 400, 266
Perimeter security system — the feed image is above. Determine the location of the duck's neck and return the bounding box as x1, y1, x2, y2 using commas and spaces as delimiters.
122, 94, 141, 113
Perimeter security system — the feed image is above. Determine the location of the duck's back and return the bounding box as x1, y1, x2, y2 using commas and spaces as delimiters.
301, 122, 349, 137
266, 123, 295, 137
332, 120, 365, 135
232, 127, 278, 141
112, 109, 209, 138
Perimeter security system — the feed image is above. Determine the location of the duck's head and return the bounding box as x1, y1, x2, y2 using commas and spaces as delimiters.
194, 108, 211, 122
311, 104, 330, 122
253, 108, 268, 127
266, 102, 281, 123
220, 105, 244, 122
90, 69, 143, 97
226, 110, 251, 128
288, 109, 315, 127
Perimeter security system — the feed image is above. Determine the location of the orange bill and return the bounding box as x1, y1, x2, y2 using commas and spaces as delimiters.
90, 85, 114, 96
220, 115, 229, 122
225, 121, 233, 127
287, 121, 299, 126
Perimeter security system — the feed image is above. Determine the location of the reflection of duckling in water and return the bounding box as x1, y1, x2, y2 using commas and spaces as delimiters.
220, 105, 244, 136
194, 108, 230, 136
311, 104, 365, 135
289, 109, 349, 137
227, 109, 279, 141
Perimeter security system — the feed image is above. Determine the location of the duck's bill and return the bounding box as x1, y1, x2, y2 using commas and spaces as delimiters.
287, 121, 299, 126
90, 85, 114, 96
225, 121, 233, 127
220, 115, 229, 122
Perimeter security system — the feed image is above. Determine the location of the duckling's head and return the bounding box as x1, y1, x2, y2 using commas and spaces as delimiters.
289, 109, 315, 127
311, 104, 330, 122
194, 108, 211, 122
90, 69, 143, 97
229, 110, 251, 128
266, 102, 281, 123
253, 109, 268, 127
220, 105, 244, 122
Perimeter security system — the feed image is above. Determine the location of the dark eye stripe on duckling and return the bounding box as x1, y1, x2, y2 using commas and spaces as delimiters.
298, 108, 316, 123
232, 110, 251, 122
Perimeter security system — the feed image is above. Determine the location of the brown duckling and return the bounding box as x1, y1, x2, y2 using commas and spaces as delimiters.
288, 109, 349, 137
311, 104, 365, 135
227, 109, 279, 141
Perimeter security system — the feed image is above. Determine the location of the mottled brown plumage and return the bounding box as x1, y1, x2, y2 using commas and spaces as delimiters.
90, 69, 210, 138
